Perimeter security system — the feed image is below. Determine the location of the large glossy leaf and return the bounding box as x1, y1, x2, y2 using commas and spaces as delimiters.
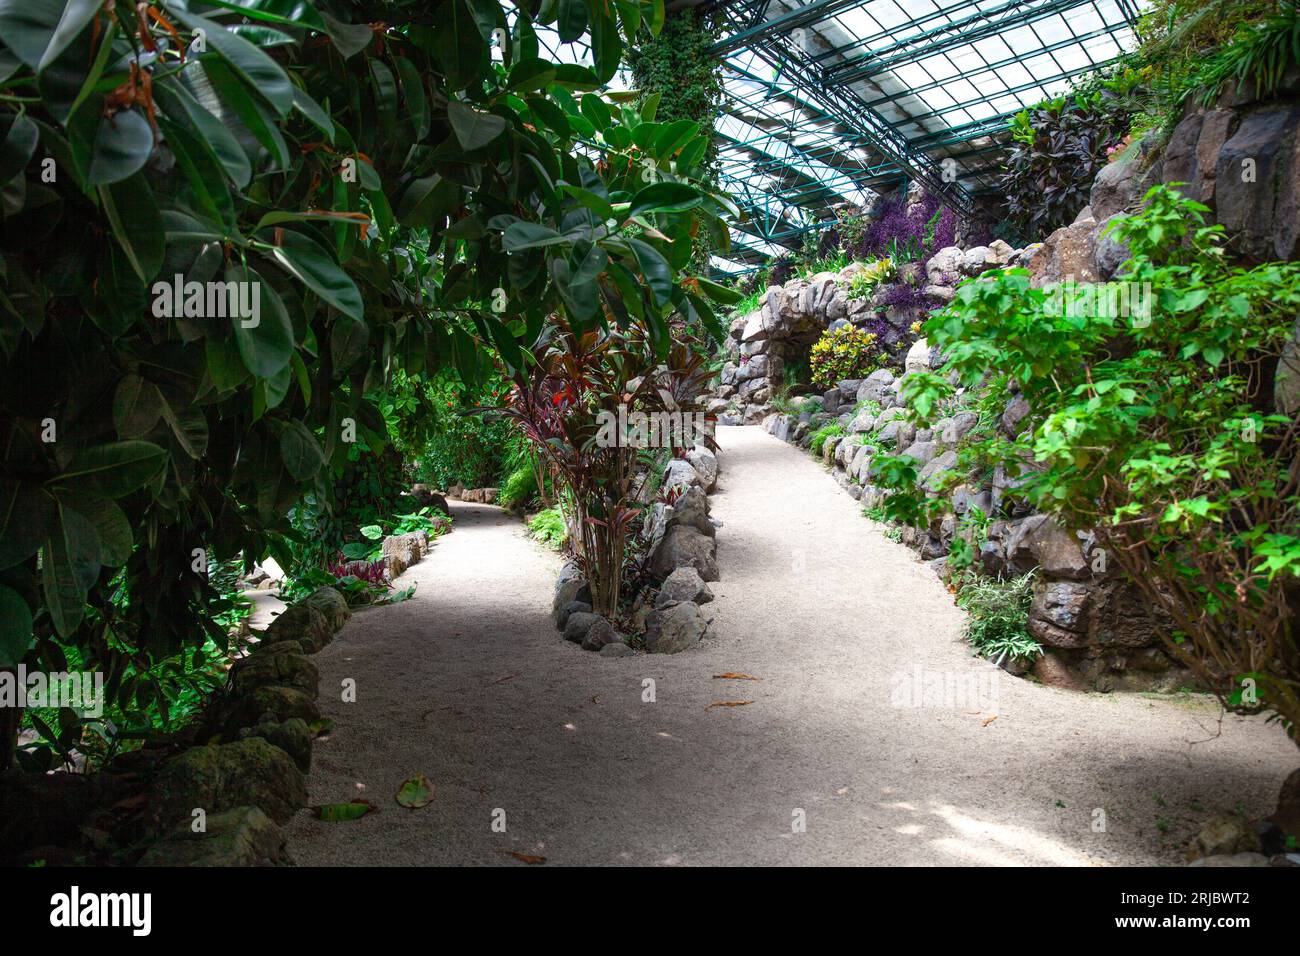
278, 421, 324, 481
99, 173, 164, 283
61, 492, 132, 567
320, 11, 374, 58
503, 221, 569, 252
557, 0, 587, 41
41, 499, 101, 637
170, 8, 294, 116
260, 230, 364, 322
0, 583, 32, 667
0, 113, 38, 185
627, 238, 674, 306
51, 442, 167, 499
330, 315, 370, 372
0, 0, 62, 70
69, 101, 153, 186
233, 266, 295, 377
627, 182, 701, 219
113, 374, 164, 439
448, 100, 506, 151
36, 0, 99, 73
0, 479, 47, 570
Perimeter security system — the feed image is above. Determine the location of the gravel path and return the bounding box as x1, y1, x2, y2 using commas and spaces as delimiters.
285, 425, 1296, 866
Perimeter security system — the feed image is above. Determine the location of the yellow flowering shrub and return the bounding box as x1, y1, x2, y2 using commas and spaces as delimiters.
810, 325, 882, 390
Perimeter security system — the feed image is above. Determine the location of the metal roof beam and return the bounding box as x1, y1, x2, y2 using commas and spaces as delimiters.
861, 24, 1124, 109
829, 0, 1100, 86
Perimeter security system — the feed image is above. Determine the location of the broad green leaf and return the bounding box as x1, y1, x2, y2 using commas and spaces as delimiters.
320, 11, 374, 58
627, 181, 701, 219
113, 374, 163, 438
503, 221, 568, 252
0, 479, 47, 570
330, 315, 370, 372
233, 266, 295, 377
99, 173, 164, 283
63, 492, 132, 567
41, 499, 101, 637
37, 0, 100, 74
0, 113, 38, 185
557, 0, 587, 41
260, 229, 364, 322
313, 799, 376, 821
0, 583, 32, 667
169, 8, 294, 116
70, 102, 153, 186
627, 237, 674, 306
278, 420, 324, 480
291, 86, 335, 142
448, 100, 507, 150
50, 442, 167, 498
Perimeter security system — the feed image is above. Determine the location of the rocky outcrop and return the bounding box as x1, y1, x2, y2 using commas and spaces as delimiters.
138, 805, 293, 867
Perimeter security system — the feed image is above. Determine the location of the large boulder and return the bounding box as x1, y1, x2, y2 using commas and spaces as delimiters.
552, 561, 591, 627
222, 685, 320, 734
259, 603, 333, 654
664, 486, 715, 539
656, 566, 714, 607
648, 525, 719, 582
645, 601, 708, 654
146, 739, 307, 833
686, 446, 719, 492
1090, 130, 1162, 220
563, 611, 599, 644
301, 586, 350, 633
1005, 515, 1090, 580
1028, 580, 1092, 649
138, 806, 294, 867
856, 369, 896, 405
229, 649, 320, 699
381, 531, 425, 577
1162, 109, 1238, 217
1215, 104, 1300, 261
580, 617, 622, 652
663, 458, 701, 492
1028, 219, 1101, 286
238, 717, 313, 773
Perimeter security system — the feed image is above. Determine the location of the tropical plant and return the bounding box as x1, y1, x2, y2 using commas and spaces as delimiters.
810, 324, 883, 390
498, 323, 719, 617
809, 421, 845, 456
955, 572, 1040, 666
0, 0, 731, 768
880, 185, 1300, 747
528, 507, 567, 550
1001, 91, 1131, 235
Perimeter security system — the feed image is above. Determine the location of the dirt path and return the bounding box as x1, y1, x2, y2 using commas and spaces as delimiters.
285, 425, 1296, 865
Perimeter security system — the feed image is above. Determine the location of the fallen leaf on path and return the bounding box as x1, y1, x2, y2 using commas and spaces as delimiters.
713, 672, 761, 681
313, 799, 377, 822
706, 700, 753, 710
981, 715, 998, 727
490, 672, 519, 685
503, 850, 546, 864
395, 773, 435, 809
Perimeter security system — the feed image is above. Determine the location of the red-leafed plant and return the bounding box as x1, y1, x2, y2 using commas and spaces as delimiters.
491, 319, 716, 617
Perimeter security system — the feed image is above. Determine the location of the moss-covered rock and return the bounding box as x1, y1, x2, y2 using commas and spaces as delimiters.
138, 805, 293, 866
146, 739, 307, 833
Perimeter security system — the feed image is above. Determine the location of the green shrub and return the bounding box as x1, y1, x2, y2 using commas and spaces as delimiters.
955, 573, 1040, 665
809, 422, 845, 456
528, 508, 567, 551
844, 259, 896, 300
810, 325, 884, 390
881, 185, 1300, 746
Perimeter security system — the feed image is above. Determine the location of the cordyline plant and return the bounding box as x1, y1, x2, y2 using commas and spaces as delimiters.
493, 320, 716, 618
875, 185, 1300, 747
0, 0, 740, 769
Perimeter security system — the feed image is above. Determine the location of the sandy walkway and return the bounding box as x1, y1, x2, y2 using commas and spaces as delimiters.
285, 425, 1297, 865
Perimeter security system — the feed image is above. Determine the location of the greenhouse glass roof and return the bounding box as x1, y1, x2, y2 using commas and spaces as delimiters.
536, 1, 1146, 272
